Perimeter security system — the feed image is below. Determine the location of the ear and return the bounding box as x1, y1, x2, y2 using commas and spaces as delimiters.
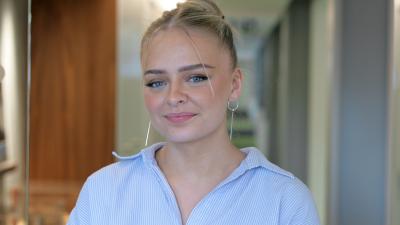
229, 68, 243, 101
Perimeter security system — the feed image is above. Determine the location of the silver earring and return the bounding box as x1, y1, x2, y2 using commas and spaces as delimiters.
145, 121, 151, 146
227, 101, 239, 140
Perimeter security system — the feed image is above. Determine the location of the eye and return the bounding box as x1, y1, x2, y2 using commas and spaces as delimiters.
188, 75, 209, 83
145, 80, 167, 88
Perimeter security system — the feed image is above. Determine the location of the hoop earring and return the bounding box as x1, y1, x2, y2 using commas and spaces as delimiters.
145, 121, 151, 146
227, 101, 239, 140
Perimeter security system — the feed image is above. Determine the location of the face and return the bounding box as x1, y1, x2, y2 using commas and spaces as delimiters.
141, 27, 242, 144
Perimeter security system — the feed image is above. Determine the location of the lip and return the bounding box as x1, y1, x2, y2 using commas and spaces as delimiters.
164, 112, 197, 123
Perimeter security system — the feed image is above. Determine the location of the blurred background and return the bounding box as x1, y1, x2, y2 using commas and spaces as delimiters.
0, 0, 399, 224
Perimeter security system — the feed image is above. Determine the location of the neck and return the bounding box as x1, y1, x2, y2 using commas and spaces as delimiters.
156, 129, 244, 180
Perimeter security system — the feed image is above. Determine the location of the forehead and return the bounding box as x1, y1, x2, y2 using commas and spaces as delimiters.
142, 27, 230, 69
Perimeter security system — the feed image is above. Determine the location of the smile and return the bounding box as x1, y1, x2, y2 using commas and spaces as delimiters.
164, 112, 197, 123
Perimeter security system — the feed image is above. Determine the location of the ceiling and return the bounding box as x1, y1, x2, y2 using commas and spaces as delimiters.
214, 0, 292, 60
216, 0, 291, 36
216, 0, 291, 17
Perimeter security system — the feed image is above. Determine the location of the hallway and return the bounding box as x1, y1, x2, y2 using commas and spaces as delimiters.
0, 0, 399, 224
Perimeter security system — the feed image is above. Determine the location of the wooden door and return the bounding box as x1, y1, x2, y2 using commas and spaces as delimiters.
30, 0, 116, 212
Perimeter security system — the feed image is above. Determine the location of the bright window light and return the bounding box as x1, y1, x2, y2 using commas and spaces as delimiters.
158, 0, 186, 11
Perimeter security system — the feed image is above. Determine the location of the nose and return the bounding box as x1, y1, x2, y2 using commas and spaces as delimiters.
167, 82, 187, 107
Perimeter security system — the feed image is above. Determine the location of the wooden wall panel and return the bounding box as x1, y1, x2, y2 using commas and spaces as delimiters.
30, 0, 115, 182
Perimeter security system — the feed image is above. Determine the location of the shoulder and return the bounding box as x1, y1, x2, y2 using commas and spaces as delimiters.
278, 177, 320, 224
241, 147, 320, 224
241, 147, 296, 186
245, 147, 315, 201
84, 142, 164, 191
67, 160, 144, 225
87, 153, 141, 184
67, 143, 165, 224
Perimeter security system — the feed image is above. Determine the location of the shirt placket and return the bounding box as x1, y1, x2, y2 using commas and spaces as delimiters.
185, 165, 249, 225
150, 163, 184, 225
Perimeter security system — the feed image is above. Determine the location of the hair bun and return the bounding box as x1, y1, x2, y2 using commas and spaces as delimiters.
141, 0, 238, 68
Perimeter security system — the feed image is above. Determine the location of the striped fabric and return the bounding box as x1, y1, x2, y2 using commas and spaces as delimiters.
67, 142, 320, 225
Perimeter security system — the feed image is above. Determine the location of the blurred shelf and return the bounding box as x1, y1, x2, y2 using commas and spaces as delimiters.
0, 160, 16, 176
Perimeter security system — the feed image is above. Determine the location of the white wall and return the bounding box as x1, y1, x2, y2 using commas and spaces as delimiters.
388, 1, 400, 224
0, 0, 27, 213
116, 0, 167, 156
335, 0, 389, 223
307, 0, 336, 223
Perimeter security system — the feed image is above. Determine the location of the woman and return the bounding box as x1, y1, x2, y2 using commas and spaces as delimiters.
68, 0, 320, 224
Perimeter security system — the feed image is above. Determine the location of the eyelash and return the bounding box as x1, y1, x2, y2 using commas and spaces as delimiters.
144, 74, 210, 89
145, 80, 166, 88
188, 74, 209, 83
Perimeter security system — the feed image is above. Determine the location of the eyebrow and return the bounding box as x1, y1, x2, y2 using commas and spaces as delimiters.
143, 63, 215, 76
178, 64, 215, 72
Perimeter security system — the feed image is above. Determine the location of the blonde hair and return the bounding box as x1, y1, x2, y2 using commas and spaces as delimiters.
141, 0, 237, 68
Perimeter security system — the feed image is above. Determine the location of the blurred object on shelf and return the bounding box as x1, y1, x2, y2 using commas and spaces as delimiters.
28, 181, 81, 225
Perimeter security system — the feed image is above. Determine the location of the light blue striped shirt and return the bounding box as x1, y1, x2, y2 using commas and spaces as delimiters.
67, 142, 320, 225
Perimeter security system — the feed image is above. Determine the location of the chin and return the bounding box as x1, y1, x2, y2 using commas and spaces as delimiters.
153, 117, 226, 144
163, 125, 224, 144
164, 131, 204, 144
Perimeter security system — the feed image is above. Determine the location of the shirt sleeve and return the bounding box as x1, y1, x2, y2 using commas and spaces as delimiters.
279, 178, 321, 225
67, 179, 91, 225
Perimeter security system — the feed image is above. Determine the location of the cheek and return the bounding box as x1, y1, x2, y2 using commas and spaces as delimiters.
143, 93, 162, 113
193, 85, 229, 113
211, 77, 232, 100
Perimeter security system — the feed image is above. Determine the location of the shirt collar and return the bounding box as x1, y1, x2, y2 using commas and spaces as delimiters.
112, 142, 165, 162
240, 147, 294, 178
113, 142, 293, 179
